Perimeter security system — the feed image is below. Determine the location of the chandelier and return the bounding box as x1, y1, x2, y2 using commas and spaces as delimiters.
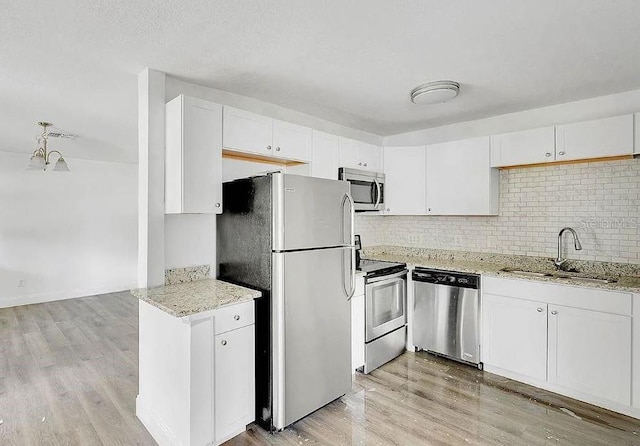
28, 122, 70, 171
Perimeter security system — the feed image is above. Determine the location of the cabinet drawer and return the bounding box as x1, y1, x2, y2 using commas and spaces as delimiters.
215, 301, 255, 335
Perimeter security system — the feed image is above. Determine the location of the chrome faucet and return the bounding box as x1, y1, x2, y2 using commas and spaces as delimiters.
554, 227, 582, 269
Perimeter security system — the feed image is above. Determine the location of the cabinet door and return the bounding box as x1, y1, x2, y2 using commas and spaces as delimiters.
338, 137, 362, 169
482, 293, 547, 380
311, 131, 340, 179
165, 95, 222, 214
426, 137, 498, 215
351, 290, 365, 372
272, 119, 312, 161
555, 114, 634, 161
383, 146, 426, 215
490, 127, 555, 167
222, 106, 273, 155
359, 142, 382, 172
548, 305, 631, 405
214, 324, 255, 444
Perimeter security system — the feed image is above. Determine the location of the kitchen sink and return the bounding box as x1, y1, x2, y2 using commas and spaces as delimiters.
500, 267, 618, 284
554, 275, 618, 284
500, 268, 552, 277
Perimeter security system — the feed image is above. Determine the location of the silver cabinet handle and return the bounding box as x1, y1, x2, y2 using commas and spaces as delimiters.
537, 307, 543, 312
363, 162, 368, 167
267, 145, 272, 150
276, 146, 281, 151
358, 162, 362, 166
558, 151, 565, 156
545, 152, 552, 157
221, 340, 227, 346
234, 315, 240, 321
428, 208, 432, 212
215, 203, 221, 208
386, 208, 390, 212
551, 310, 558, 315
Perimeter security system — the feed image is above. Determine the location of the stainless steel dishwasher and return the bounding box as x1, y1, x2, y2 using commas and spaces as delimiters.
412, 268, 482, 369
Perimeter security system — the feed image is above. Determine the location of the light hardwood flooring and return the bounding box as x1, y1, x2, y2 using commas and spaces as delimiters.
1, 292, 640, 445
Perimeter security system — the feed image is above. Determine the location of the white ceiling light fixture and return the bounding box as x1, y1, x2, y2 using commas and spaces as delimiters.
27, 122, 72, 172
410, 80, 460, 105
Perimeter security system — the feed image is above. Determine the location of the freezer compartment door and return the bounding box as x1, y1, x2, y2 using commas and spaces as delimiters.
413, 282, 479, 364
272, 248, 352, 430
273, 174, 352, 251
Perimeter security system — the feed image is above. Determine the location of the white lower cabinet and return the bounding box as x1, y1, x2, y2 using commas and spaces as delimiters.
137, 300, 256, 446
548, 304, 631, 405
482, 294, 547, 381
214, 324, 256, 445
482, 276, 635, 417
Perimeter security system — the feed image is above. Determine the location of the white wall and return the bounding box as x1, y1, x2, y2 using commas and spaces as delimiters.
0, 151, 138, 307
384, 89, 640, 146
357, 158, 640, 264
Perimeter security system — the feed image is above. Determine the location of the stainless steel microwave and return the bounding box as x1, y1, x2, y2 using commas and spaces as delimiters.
338, 167, 385, 212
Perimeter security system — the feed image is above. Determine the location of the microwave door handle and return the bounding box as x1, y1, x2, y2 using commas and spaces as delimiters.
374, 179, 381, 208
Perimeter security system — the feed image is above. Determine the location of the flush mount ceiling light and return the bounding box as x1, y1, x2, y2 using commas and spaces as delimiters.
27, 122, 73, 172
410, 80, 460, 105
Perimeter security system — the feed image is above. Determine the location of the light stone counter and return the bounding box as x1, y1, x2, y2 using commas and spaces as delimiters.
363, 246, 640, 293
131, 278, 261, 317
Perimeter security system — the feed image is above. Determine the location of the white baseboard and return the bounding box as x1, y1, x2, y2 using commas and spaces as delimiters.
484, 364, 640, 420
136, 395, 183, 446
0, 283, 137, 309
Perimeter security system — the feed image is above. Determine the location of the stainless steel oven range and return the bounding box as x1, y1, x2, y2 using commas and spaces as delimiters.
358, 259, 408, 373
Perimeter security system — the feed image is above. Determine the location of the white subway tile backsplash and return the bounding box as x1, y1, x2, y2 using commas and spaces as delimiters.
356, 158, 640, 264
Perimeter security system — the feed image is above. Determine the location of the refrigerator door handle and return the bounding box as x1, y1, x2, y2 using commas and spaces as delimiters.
341, 193, 356, 300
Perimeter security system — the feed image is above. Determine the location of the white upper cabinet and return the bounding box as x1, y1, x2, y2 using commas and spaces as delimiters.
555, 114, 634, 161
222, 107, 312, 162
272, 119, 312, 161
165, 95, 223, 214
548, 304, 631, 406
311, 131, 340, 180
426, 137, 499, 215
383, 146, 426, 215
491, 127, 555, 167
222, 106, 273, 156
338, 137, 382, 172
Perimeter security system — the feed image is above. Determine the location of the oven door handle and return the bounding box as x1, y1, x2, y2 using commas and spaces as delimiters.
373, 179, 381, 208
366, 269, 408, 284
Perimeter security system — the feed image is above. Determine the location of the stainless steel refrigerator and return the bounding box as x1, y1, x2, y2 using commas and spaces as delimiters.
217, 172, 355, 432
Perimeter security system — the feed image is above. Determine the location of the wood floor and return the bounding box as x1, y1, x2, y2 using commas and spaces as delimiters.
1, 292, 640, 445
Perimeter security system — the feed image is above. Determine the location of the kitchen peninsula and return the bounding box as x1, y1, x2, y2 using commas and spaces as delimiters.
131, 277, 261, 446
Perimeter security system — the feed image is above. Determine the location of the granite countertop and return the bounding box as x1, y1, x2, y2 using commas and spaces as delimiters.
131, 278, 262, 317
362, 247, 640, 293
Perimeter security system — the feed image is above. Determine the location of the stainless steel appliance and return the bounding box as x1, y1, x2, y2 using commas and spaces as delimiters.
217, 173, 356, 432
338, 167, 385, 212
412, 268, 482, 368
358, 259, 408, 373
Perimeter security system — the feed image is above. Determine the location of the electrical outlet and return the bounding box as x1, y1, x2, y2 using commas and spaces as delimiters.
407, 234, 422, 244
17, 279, 25, 288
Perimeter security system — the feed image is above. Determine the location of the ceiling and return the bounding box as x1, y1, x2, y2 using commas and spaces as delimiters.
2, 0, 640, 163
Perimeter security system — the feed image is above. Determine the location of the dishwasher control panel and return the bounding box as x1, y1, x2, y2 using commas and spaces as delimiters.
412, 268, 479, 289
